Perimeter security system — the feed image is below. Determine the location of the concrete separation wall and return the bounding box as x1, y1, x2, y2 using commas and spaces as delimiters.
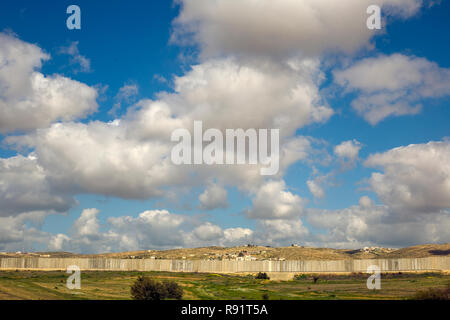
0, 256, 449, 273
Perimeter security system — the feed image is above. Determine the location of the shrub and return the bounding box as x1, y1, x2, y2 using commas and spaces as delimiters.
313, 276, 320, 284
262, 293, 269, 300
131, 276, 167, 300
163, 280, 183, 300
255, 272, 270, 280
350, 272, 366, 279
294, 274, 307, 280
413, 284, 449, 300
131, 276, 183, 300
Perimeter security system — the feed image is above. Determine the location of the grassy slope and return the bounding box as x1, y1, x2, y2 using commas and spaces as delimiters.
0, 271, 448, 300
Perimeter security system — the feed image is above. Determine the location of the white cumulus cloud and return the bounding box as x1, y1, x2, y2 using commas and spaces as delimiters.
0, 33, 98, 133
246, 180, 305, 219
199, 183, 229, 210
334, 54, 450, 124
365, 140, 450, 214
334, 139, 362, 162
173, 0, 423, 60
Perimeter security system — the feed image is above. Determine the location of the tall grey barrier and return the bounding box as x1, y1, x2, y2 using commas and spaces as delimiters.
0, 256, 448, 273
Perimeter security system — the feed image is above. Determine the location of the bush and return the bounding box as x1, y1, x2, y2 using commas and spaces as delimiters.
262, 293, 269, 300
294, 274, 307, 280
131, 276, 183, 300
350, 272, 366, 279
313, 276, 320, 284
255, 272, 270, 280
163, 280, 183, 300
413, 284, 449, 300
131, 276, 167, 300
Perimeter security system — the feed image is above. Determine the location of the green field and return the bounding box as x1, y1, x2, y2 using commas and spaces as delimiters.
0, 271, 448, 300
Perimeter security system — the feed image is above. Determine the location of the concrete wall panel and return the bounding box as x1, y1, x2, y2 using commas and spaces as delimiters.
0, 257, 448, 273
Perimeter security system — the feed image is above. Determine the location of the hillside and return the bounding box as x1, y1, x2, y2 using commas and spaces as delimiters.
2, 243, 449, 261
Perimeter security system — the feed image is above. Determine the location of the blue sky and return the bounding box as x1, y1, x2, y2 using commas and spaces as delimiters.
0, 0, 449, 253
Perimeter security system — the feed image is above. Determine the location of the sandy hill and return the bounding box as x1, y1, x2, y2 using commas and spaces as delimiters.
3, 243, 448, 261
380, 244, 450, 259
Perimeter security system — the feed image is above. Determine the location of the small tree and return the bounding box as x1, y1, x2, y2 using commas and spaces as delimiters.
255, 272, 270, 280
131, 276, 183, 300
131, 276, 167, 300
163, 280, 183, 300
